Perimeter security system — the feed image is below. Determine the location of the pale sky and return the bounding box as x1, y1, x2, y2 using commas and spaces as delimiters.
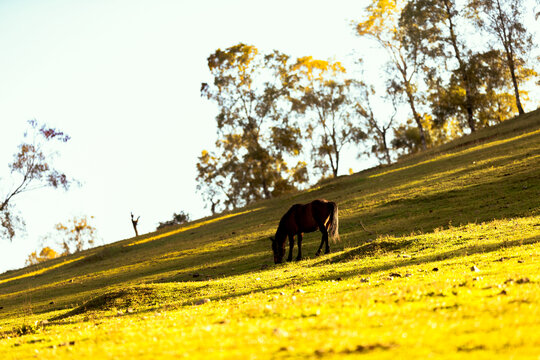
0, 0, 377, 272
1, 0, 538, 273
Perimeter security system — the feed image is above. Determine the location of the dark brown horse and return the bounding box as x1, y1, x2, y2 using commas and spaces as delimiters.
270, 199, 339, 264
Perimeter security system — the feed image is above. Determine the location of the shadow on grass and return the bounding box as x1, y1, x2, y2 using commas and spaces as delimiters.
348, 167, 539, 240
47, 233, 540, 325
313, 234, 540, 282
48, 274, 293, 323
365, 117, 540, 182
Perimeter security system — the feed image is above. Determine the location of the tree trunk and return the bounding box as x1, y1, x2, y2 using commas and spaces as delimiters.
382, 131, 391, 165
466, 105, 476, 132
411, 102, 427, 150
333, 153, 339, 178
405, 86, 427, 150
506, 51, 525, 115
400, 63, 427, 150
495, 0, 525, 115
131, 213, 140, 237
330, 131, 340, 177
261, 175, 271, 199
258, 158, 271, 199
443, 0, 476, 132
132, 223, 139, 237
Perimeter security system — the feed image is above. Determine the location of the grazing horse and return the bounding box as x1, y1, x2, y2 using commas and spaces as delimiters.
270, 199, 339, 264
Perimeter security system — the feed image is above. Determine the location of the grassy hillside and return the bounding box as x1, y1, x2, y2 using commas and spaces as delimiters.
1, 109, 539, 359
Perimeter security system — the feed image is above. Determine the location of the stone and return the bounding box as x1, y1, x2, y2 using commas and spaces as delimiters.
195, 298, 211, 305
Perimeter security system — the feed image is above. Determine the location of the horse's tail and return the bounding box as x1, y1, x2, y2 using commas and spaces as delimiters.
328, 202, 340, 243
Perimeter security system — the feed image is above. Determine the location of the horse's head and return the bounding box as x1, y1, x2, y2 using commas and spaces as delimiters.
270, 231, 286, 264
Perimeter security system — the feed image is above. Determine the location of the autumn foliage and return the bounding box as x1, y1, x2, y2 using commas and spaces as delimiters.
25, 247, 59, 266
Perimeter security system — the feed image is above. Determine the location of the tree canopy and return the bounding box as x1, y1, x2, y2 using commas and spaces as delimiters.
290, 57, 366, 177
197, 44, 309, 211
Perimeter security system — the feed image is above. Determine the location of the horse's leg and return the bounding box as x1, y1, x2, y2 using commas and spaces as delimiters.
315, 241, 323, 256
296, 233, 303, 261
286, 234, 294, 262
316, 220, 330, 255
323, 227, 330, 254
315, 226, 326, 256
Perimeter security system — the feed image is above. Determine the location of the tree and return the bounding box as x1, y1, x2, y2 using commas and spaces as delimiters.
1, 120, 71, 241
356, 0, 429, 150
26, 246, 59, 266
468, 49, 525, 125
55, 216, 97, 254
428, 49, 524, 129
26, 216, 97, 264
391, 120, 427, 155
289, 57, 366, 177
400, 0, 482, 132
197, 44, 308, 210
356, 84, 397, 165
156, 211, 190, 230
130, 212, 140, 237
391, 113, 456, 156
471, 0, 537, 115
196, 150, 241, 212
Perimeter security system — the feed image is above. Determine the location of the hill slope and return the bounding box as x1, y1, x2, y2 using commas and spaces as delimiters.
1, 109, 539, 359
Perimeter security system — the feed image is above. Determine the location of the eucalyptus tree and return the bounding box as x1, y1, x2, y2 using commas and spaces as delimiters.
289, 57, 367, 178
401, 0, 483, 132
356, 0, 428, 150
467, 49, 525, 125
427, 48, 521, 130
471, 0, 537, 115
197, 44, 308, 211
1, 120, 72, 241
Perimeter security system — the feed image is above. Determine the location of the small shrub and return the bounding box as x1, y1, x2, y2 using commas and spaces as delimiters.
13, 323, 40, 336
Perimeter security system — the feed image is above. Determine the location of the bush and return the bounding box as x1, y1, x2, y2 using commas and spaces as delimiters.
156, 211, 190, 230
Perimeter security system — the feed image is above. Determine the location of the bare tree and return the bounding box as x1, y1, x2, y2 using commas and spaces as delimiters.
131, 212, 140, 237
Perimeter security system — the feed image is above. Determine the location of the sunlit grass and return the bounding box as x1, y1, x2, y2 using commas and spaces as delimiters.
0, 109, 539, 359
127, 208, 263, 247
0, 256, 85, 286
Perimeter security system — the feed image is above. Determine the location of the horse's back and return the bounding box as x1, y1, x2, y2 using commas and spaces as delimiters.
297, 203, 319, 232
279, 199, 336, 234
311, 199, 335, 218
